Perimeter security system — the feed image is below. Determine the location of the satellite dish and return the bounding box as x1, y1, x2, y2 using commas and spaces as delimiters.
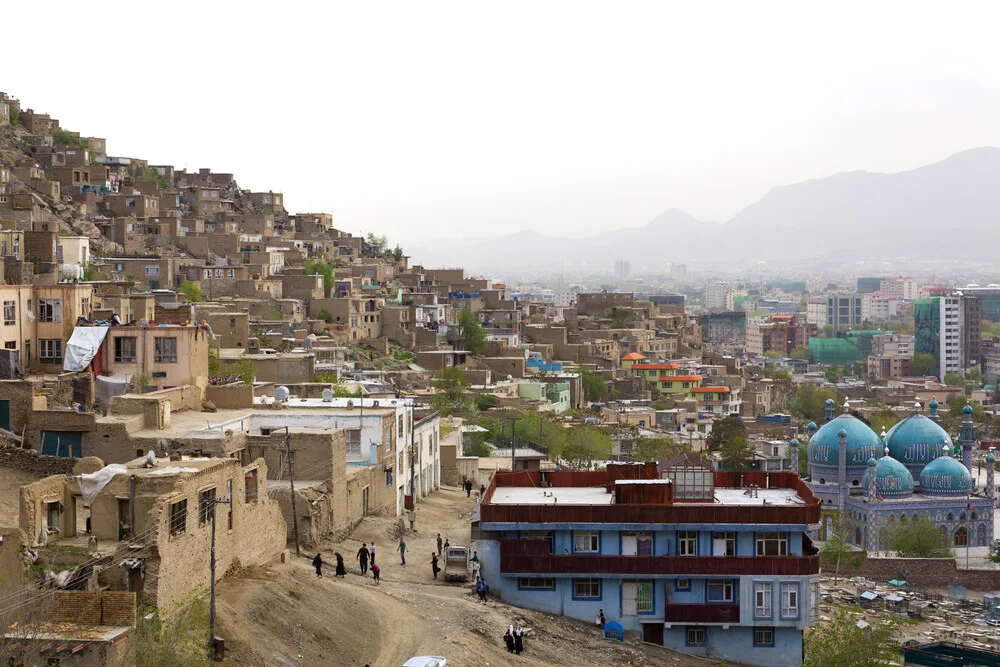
322, 388, 333, 402
274, 386, 290, 401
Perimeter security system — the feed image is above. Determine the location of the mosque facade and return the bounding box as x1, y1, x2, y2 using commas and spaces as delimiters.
791, 398, 996, 550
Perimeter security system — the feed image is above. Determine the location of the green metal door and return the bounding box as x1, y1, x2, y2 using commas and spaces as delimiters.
41, 431, 82, 458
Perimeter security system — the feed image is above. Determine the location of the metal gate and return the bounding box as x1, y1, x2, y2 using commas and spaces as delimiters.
622, 581, 637, 616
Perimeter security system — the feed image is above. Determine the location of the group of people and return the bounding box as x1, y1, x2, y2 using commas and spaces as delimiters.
311, 551, 347, 578
461, 476, 486, 499
503, 625, 525, 654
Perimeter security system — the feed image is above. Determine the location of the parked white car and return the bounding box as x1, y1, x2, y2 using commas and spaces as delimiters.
402, 657, 448, 667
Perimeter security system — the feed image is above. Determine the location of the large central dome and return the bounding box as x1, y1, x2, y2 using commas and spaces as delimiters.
808, 414, 880, 470
885, 414, 952, 473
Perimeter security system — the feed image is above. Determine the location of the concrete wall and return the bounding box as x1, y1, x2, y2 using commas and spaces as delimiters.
205, 383, 254, 409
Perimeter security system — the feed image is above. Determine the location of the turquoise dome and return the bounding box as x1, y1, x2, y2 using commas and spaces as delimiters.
884, 415, 951, 472
919, 451, 972, 497
963, 404, 974, 415
808, 414, 880, 470
862, 456, 914, 499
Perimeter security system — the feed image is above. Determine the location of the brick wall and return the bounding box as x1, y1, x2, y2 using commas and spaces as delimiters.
0, 443, 77, 476
845, 557, 1000, 591
47, 591, 136, 625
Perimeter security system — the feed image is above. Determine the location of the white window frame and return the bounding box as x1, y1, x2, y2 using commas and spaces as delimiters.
573, 531, 599, 553
781, 582, 799, 618
39, 339, 62, 363
346, 429, 361, 456
154, 337, 177, 363
37, 298, 61, 323
756, 532, 788, 556
707, 580, 734, 603
754, 582, 772, 618
2, 301, 14, 326
678, 531, 697, 556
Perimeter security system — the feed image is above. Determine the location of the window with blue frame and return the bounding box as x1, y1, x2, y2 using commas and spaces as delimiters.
754, 582, 772, 618
675, 578, 691, 592
386, 469, 392, 486
636, 580, 653, 613
678, 531, 697, 556
573, 578, 601, 600
753, 627, 775, 647
686, 627, 706, 647
519, 578, 555, 590
706, 580, 734, 603
573, 530, 600, 553
780, 582, 799, 619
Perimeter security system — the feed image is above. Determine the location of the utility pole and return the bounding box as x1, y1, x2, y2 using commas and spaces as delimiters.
207, 495, 232, 662
509, 416, 521, 471
409, 407, 415, 530
286, 426, 300, 557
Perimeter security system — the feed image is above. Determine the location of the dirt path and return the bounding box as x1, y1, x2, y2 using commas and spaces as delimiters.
216, 486, 736, 666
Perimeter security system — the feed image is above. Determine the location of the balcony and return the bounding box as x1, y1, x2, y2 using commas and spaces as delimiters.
499, 541, 820, 577
664, 603, 740, 624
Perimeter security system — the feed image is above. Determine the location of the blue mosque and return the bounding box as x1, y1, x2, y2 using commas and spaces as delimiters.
790, 398, 997, 551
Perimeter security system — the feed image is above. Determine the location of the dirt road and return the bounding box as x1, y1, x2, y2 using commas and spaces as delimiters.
216, 486, 730, 666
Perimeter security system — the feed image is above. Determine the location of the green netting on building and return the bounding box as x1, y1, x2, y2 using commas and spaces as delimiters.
914, 299, 940, 363
732, 295, 749, 311
844, 330, 886, 356
807, 337, 863, 365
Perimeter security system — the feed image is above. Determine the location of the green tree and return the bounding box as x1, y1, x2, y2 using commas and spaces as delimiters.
579, 368, 608, 403
790, 346, 811, 360
316, 308, 334, 324
179, 280, 203, 303
365, 233, 389, 253
81, 262, 95, 281
824, 365, 844, 383
458, 307, 487, 355
141, 167, 169, 189
803, 607, 898, 667
889, 515, 954, 557
562, 425, 612, 469
869, 408, 901, 436
634, 436, 687, 463
819, 528, 865, 583
433, 366, 470, 406
52, 128, 88, 149
790, 385, 842, 423
851, 360, 868, 378
513, 412, 569, 461
763, 350, 782, 359
392, 244, 404, 261
9, 106, 19, 126
302, 259, 335, 297
208, 348, 221, 379
910, 352, 937, 376
719, 434, 756, 471
234, 356, 255, 385
134, 600, 210, 667
706, 416, 747, 450
474, 392, 498, 411
820, 325, 835, 338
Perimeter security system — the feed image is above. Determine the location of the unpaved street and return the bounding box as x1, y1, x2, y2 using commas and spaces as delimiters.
216, 486, 733, 666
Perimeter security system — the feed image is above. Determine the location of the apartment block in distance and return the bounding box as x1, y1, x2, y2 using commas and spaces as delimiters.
474, 460, 820, 667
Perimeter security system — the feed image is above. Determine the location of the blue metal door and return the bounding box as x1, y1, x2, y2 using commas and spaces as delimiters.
41, 431, 82, 458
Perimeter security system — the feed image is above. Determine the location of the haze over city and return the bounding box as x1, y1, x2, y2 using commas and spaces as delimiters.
6, 1, 1000, 249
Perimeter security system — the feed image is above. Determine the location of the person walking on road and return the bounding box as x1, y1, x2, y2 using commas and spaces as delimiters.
369, 542, 376, 565
357, 542, 370, 574
598, 609, 606, 631
371, 562, 381, 585
504, 626, 515, 653
334, 552, 346, 577
312, 553, 323, 577
444, 537, 450, 552
514, 626, 524, 655
397, 538, 406, 565
476, 576, 488, 602
431, 553, 440, 579
465, 479, 472, 497
436, 533, 442, 555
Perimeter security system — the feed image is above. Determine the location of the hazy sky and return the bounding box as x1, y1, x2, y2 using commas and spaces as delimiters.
5, 1, 1000, 246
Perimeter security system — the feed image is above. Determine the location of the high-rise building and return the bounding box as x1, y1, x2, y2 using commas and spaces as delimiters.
825, 294, 862, 329
856, 277, 885, 294
614, 259, 631, 280
670, 263, 687, 280
915, 294, 980, 378
879, 277, 919, 300
705, 282, 732, 311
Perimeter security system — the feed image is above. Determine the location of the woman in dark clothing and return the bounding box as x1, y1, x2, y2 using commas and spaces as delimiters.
312, 553, 323, 577
504, 626, 515, 653
334, 552, 347, 578
431, 553, 440, 579
514, 626, 524, 655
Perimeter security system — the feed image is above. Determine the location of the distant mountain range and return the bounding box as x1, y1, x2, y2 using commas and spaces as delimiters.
409, 147, 1000, 273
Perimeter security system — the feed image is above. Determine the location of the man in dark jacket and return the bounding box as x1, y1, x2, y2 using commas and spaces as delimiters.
357, 542, 370, 574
